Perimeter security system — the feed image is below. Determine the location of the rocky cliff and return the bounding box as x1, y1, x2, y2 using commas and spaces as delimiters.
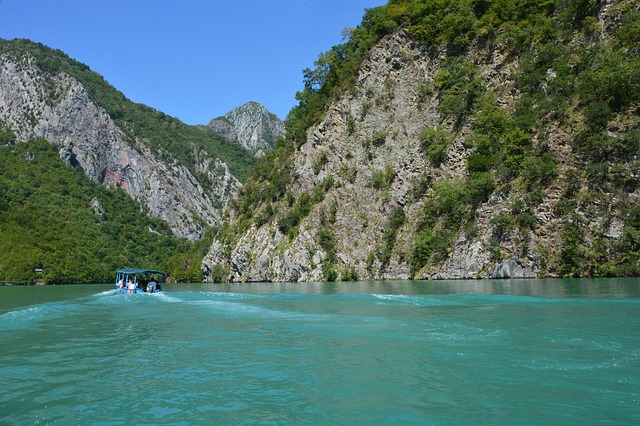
208, 101, 285, 156
202, 31, 452, 282
202, 0, 640, 282
0, 42, 241, 240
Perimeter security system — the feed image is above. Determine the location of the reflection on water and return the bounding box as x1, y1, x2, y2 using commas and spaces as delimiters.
1, 278, 639, 313
181, 278, 640, 298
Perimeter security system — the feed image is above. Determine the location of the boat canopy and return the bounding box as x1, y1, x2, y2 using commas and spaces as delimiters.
115, 268, 166, 283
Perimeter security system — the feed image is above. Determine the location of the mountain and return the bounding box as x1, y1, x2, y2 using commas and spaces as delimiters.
202, 0, 640, 282
0, 38, 255, 240
207, 101, 285, 156
0, 138, 206, 284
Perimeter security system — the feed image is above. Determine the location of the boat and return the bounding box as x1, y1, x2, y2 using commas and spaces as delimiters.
115, 268, 166, 294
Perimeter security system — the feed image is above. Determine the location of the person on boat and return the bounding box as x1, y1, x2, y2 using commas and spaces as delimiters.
117, 278, 124, 293
147, 279, 157, 293
127, 278, 136, 294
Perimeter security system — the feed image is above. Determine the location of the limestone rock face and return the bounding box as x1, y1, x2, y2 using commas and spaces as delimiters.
208, 101, 284, 155
204, 31, 448, 282
203, 13, 636, 282
0, 54, 239, 239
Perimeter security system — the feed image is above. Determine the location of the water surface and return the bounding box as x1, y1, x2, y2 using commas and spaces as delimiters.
1, 279, 639, 424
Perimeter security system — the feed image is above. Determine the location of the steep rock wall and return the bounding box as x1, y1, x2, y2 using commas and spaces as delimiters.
0, 54, 239, 239
203, 15, 638, 282
204, 31, 449, 281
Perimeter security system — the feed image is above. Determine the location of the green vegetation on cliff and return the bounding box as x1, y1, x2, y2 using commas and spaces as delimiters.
0, 138, 207, 283
285, 0, 639, 142
0, 38, 256, 184
228, 0, 640, 278
2, 1, 639, 282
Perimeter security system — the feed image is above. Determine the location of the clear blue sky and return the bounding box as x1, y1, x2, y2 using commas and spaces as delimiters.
0, 0, 386, 124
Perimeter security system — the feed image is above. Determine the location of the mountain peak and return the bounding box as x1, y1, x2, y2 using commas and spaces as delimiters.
208, 102, 285, 155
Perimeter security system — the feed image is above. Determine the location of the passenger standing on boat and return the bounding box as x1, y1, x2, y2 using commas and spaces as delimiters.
127, 278, 136, 294
117, 278, 124, 292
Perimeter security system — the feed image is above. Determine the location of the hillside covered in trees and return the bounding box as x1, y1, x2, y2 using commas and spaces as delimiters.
0, 138, 210, 283
0, 39, 258, 283
0, 38, 257, 183
203, 0, 640, 281
0, 37, 258, 243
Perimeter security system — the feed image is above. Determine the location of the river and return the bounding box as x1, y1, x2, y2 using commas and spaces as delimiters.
1, 279, 639, 425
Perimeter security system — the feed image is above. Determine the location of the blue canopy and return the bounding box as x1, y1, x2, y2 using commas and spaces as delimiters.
115, 268, 166, 283
116, 268, 166, 277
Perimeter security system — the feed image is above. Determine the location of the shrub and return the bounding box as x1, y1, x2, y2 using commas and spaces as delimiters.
376, 206, 406, 270
371, 165, 394, 190
278, 190, 323, 236
490, 211, 515, 241
371, 131, 387, 147
209, 264, 229, 283
341, 266, 359, 282
312, 151, 329, 174
419, 126, 451, 166
371, 170, 386, 189
520, 153, 557, 189
323, 265, 338, 281
435, 58, 484, 124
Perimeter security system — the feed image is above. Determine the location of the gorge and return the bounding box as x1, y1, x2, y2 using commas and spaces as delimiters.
1, 0, 639, 284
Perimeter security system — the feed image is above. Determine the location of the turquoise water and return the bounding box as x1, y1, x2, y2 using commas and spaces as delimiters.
1, 279, 639, 425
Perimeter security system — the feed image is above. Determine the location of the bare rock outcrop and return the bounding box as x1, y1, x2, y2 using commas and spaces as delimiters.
0, 53, 239, 239
203, 12, 636, 282
204, 31, 448, 282
208, 101, 284, 156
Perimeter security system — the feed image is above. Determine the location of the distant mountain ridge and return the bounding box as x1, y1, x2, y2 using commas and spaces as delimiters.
208, 101, 285, 156
0, 38, 255, 240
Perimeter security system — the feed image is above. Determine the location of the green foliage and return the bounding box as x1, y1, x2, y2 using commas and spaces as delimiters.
312, 150, 329, 174
323, 265, 338, 282
520, 152, 558, 189
419, 126, 451, 166
0, 139, 202, 283
577, 48, 640, 115
559, 213, 586, 278
370, 131, 387, 147
341, 266, 359, 282
619, 205, 640, 275
371, 170, 385, 190
317, 204, 339, 279
411, 178, 471, 274
233, 142, 294, 228
411, 228, 451, 273
318, 225, 337, 265
0, 124, 16, 145
177, 0, 639, 280
208, 264, 230, 283
490, 211, 516, 241
376, 206, 406, 270
425, 178, 469, 227
278, 190, 324, 237
554, 194, 640, 278
466, 171, 495, 207
346, 115, 356, 135
435, 57, 485, 124
321, 175, 336, 191
371, 165, 395, 190
0, 39, 256, 186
